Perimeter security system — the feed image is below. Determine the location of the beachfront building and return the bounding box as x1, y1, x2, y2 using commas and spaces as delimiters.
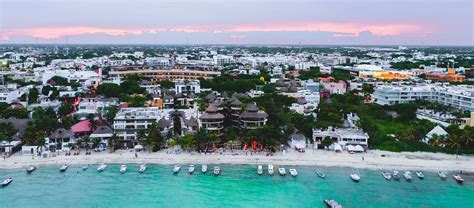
47, 128, 75, 151
228, 98, 243, 128
74, 97, 120, 120
89, 125, 114, 148
199, 104, 225, 136
239, 103, 268, 130
373, 84, 474, 112
312, 127, 369, 150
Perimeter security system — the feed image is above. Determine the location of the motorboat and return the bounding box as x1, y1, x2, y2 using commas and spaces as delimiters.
268, 165, 274, 175
403, 171, 412, 181
350, 171, 360, 182
59, 164, 68, 172
173, 165, 181, 173
278, 167, 286, 176
415, 171, 424, 179
392, 171, 400, 180
201, 164, 208, 173
82, 165, 89, 171
188, 165, 195, 174
26, 165, 36, 174
213, 166, 220, 176
323, 199, 343, 208
120, 165, 127, 174
453, 174, 464, 184
97, 163, 107, 172
382, 171, 392, 180
1, 178, 13, 187
289, 168, 298, 177
438, 171, 447, 180
138, 164, 147, 173
316, 170, 325, 178
257, 165, 263, 175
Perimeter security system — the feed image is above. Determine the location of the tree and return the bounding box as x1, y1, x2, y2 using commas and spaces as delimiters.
146, 122, 164, 152
96, 83, 121, 98
445, 135, 462, 158
322, 136, 333, 150
136, 130, 147, 145
178, 134, 196, 151
108, 133, 118, 152
87, 114, 98, 132
28, 88, 39, 105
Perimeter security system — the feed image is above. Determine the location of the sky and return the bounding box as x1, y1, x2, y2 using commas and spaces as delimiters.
0, 0, 473, 45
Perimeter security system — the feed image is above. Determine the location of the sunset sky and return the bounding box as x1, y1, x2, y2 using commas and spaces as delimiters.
0, 0, 473, 45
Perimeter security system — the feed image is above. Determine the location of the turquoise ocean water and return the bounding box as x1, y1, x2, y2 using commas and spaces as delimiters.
0, 165, 473, 208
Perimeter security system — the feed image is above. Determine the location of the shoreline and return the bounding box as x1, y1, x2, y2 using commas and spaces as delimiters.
1, 149, 473, 173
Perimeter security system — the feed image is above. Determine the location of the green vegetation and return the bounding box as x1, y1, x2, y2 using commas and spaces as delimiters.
199, 75, 264, 94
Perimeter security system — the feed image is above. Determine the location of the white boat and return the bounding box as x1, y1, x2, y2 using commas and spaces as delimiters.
350, 171, 360, 182
82, 165, 89, 171
268, 165, 274, 175
26, 165, 36, 174
97, 163, 107, 172
1, 178, 13, 187
188, 165, 195, 174
213, 166, 220, 176
392, 171, 400, 180
201, 164, 208, 173
382, 171, 392, 180
323, 199, 343, 208
289, 168, 298, 177
403, 171, 412, 181
173, 165, 181, 173
316, 170, 325, 178
278, 167, 286, 176
257, 165, 263, 175
138, 164, 147, 173
453, 174, 464, 184
120, 165, 127, 174
438, 171, 447, 180
415, 171, 424, 179
59, 164, 68, 172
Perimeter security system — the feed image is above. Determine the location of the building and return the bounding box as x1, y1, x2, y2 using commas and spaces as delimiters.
303, 80, 320, 93
239, 103, 268, 130
47, 128, 75, 151
108, 65, 220, 81
89, 125, 114, 148
373, 84, 474, 112
175, 80, 201, 95
199, 104, 225, 136
312, 127, 369, 150
74, 97, 120, 120
319, 77, 347, 95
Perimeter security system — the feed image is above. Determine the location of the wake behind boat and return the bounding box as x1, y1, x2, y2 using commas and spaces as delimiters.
201, 164, 208, 173
59, 164, 68, 172
278, 167, 286, 176
415, 171, 424, 179
138, 163, 147, 173
1, 178, 13, 187
173, 165, 181, 173
381, 171, 391, 180
268, 165, 274, 175
290, 168, 298, 177
392, 171, 400, 180
403, 171, 412, 181
26, 165, 36, 174
316, 169, 325, 178
257, 165, 263, 175
120, 165, 127, 174
97, 163, 107, 172
213, 166, 220, 176
350, 171, 360, 182
188, 165, 195, 174
438, 171, 447, 180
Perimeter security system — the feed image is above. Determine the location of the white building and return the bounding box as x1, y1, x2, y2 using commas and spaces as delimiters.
312, 127, 369, 150
175, 80, 201, 95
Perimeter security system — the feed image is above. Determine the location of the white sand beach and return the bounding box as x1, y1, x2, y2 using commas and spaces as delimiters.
0, 149, 473, 173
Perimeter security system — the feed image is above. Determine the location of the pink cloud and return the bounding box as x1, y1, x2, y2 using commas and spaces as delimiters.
0, 22, 429, 41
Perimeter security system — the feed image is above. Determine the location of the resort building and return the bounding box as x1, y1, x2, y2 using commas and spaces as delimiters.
199, 104, 225, 136
47, 128, 75, 151
312, 127, 369, 150
89, 125, 114, 148
239, 103, 268, 130
228, 98, 243, 128
175, 80, 201, 95
74, 97, 120, 120
108, 65, 220, 81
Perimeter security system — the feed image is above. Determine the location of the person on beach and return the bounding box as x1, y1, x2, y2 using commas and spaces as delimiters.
135, 153, 138, 158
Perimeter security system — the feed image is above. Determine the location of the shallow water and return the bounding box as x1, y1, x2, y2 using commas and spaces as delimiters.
0, 165, 473, 208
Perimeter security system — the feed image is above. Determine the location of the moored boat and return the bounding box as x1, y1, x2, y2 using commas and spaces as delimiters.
278, 167, 286, 176
26, 165, 36, 174
59, 164, 68, 172
138, 163, 147, 173
350, 171, 360, 182
213, 166, 220, 176
438, 171, 447, 180
453, 174, 464, 184
120, 165, 127, 174
1, 178, 13, 187
316, 169, 325, 178
173, 165, 181, 173
382, 171, 391, 180
415, 171, 424, 179
268, 165, 274, 175
82, 165, 89, 171
201, 164, 208, 173
257, 165, 263, 175
403, 171, 412, 181
323, 199, 343, 208
289, 168, 298, 177
392, 171, 400, 180
188, 165, 195, 174
97, 163, 107, 172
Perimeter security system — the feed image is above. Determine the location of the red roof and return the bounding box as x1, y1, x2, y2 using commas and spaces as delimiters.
70, 120, 92, 133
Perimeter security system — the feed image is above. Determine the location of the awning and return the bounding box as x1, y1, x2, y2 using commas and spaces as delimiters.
354, 145, 364, 152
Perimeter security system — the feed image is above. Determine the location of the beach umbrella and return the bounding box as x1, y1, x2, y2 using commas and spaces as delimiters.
134, 145, 144, 151
334, 143, 342, 152
354, 145, 364, 152
347, 145, 355, 151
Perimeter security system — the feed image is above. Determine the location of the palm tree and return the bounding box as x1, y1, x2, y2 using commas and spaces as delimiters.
136, 130, 147, 145
87, 114, 99, 132
445, 135, 462, 158
108, 133, 118, 153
